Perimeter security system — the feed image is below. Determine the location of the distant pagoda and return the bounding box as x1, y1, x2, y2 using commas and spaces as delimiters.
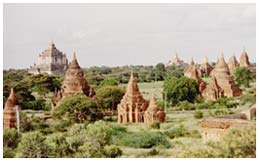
210, 54, 242, 97
29, 42, 68, 77
200, 56, 213, 76
166, 52, 186, 67
184, 58, 206, 94
228, 55, 239, 75
51, 53, 95, 108
240, 49, 251, 68
3, 88, 19, 129
117, 72, 149, 124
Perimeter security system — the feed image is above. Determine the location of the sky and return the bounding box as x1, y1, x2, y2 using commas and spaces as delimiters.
3, 3, 256, 69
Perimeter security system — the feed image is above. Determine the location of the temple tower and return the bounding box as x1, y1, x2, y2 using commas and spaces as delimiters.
240, 49, 251, 68
117, 72, 148, 124
3, 88, 19, 129
200, 56, 213, 75
210, 54, 242, 97
228, 55, 239, 75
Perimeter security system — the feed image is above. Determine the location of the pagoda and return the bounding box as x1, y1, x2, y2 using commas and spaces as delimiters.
240, 49, 251, 68
202, 76, 224, 100
3, 88, 19, 129
200, 56, 213, 76
228, 55, 239, 75
210, 54, 242, 97
51, 53, 95, 108
117, 72, 149, 124
144, 96, 166, 124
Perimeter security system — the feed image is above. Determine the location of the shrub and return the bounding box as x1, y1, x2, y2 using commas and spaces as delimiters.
234, 67, 252, 88
3, 147, 16, 158
52, 95, 100, 123
147, 148, 159, 156
176, 101, 195, 110
209, 109, 234, 117
149, 121, 160, 129
164, 124, 189, 139
104, 145, 123, 158
17, 132, 50, 158
116, 132, 171, 148
194, 111, 203, 119
3, 129, 22, 149
49, 134, 73, 157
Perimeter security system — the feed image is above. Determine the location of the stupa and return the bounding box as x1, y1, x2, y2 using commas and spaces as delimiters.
228, 55, 239, 75
144, 96, 166, 123
117, 72, 149, 124
184, 58, 206, 93
202, 76, 224, 100
51, 53, 95, 107
3, 88, 19, 129
210, 54, 242, 97
200, 56, 213, 76
240, 49, 251, 68
166, 52, 185, 66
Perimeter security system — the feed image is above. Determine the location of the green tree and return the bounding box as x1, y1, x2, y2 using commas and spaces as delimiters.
49, 134, 73, 157
98, 78, 118, 88
96, 86, 125, 112
163, 76, 199, 105
154, 63, 166, 81
234, 67, 252, 88
52, 95, 100, 123
17, 132, 50, 158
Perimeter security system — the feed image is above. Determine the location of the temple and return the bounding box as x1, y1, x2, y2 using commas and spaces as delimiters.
184, 58, 206, 94
28, 42, 68, 77
3, 88, 19, 129
240, 49, 251, 68
199, 56, 213, 76
166, 52, 186, 66
117, 72, 149, 124
51, 53, 95, 108
144, 96, 166, 123
228, 55, 239, 75
202, 76, 224, 100
209, 54, 242, 97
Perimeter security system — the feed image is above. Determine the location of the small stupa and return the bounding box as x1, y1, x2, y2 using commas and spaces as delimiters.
210, 54, 242, 97
3, 88, 19, 129
144, 96, 166, 123
200, 56, 213, 75
184, 58, 206, 93
240, 49, 251, 68
117, 72, 149, 124
228, 55, 239, 75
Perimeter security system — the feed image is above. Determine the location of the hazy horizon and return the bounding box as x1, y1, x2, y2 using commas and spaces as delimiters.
3, 3, 256, 70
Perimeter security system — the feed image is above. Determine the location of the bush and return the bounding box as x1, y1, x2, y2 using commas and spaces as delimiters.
52, 95, 100, 123
17, 132, 50, 158
3, 147, 16, 158
104, 145, 123, 158
209, 109, 234, 117
234, 67, 252, 88
163, 76, 199, 105
179, 126, 256, 158
116, 132, 171, 148
176, 101, 195, 110
194, 111, 203, 119
149, 121, 160, 129
49, 134, 73, 157
147, 148, 159, 156
164, 124, 189, 139
3, 129, 22, 149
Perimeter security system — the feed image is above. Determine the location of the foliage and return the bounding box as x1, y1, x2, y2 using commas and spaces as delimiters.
164, 124, 189, 139
194, 111, 203, 119
163, 76, 199, 105
180, 126, 256, 158
19, 112, 34, 132
209, 109, 234, 117
234, 67, 252, 88
98, 78, 119, 88
104, 145, 123, 158
17, 132, 50, 158
3, 147, 16, 158
96, 85, 125, 112
52, 95, 100, 123
115, 132, 171, 148
49, 134, 73, 157
3, 129, 22, 149
149, 121, 161, 129
176, 100, 195, 110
